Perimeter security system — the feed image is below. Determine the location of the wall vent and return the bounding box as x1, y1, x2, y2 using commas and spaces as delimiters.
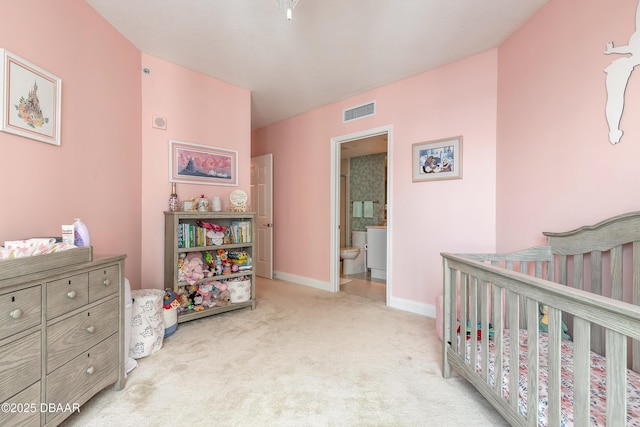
343, 101, 376, 123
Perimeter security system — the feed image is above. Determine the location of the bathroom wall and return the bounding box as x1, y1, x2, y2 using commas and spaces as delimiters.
350, 153, 386, 231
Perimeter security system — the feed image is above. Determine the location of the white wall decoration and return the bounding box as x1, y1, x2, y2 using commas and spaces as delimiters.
604, 0, 640, 144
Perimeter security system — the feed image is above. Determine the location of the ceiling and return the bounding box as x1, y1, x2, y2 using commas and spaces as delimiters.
341, 134, 387, 159
86, 0, 547, 131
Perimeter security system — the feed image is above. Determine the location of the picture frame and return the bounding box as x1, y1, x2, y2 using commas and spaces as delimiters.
169, 140, 238, 186
412, 136, 463, 182
0, 49, 61, 146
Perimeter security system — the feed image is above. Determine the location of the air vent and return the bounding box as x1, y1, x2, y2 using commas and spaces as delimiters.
343, 101, 376, 123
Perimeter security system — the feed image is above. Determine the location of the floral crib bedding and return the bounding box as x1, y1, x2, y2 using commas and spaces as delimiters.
464, 329, 640, 426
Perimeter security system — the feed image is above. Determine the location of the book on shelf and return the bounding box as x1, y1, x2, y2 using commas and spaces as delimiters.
178, 220, 251, 248
178, 223, 208, 248
230, 221, 251, 243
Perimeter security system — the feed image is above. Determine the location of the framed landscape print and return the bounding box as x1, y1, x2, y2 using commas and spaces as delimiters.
169, 139, 238, 186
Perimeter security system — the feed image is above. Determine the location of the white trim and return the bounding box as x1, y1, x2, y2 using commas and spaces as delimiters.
330, 125, 393, 306
273, 271, 332, 292
272, 270, 434, 318
389, 296, 435, 318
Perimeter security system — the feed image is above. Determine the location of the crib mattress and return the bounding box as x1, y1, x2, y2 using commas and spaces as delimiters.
463, 330, 640, 426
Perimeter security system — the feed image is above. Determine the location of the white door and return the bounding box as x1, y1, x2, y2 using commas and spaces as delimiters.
251, 154, 273, 279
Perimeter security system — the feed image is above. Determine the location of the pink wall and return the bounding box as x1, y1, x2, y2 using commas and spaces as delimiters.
253, 50, 498, 311
0, 2, 250, 291
0, 0, 143, 286
497, 0, 640, 251
140, 54, 251, 289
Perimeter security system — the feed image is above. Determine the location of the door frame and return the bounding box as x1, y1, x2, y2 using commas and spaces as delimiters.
330, 124, 393, 306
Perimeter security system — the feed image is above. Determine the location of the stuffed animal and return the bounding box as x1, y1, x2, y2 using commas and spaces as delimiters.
215, 289, 231, 307
182, 252, 207, 284
192, 291, 205, 311
214, 256, 222, 275
177, 288, 189, 313
228, 251, 249, 266
539, 304, 571, 340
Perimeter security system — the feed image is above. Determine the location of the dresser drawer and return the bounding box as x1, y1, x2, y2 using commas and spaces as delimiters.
0, 381, 41, 427
89, 265, 119, 302
47, 297, 118, 373
0, 331, 41, 403
47, 273, 89, 319
0, 285, 41, 340
46, 334, 118, 423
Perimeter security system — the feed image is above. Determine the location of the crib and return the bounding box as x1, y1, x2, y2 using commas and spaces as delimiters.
441, 211, 640, 426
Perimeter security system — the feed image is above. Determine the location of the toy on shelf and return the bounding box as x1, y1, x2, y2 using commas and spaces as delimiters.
193, 291, 205, 311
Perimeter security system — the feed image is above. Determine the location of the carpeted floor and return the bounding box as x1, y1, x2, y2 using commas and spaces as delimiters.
61, 277, 507, 427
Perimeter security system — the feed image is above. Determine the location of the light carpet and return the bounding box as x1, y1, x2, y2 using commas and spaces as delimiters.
61, 277, 507, 427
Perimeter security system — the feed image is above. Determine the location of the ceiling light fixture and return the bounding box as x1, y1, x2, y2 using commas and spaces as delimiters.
273, 0, 298, 20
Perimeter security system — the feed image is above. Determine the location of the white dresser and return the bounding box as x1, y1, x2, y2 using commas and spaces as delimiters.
0, 248, 126, 427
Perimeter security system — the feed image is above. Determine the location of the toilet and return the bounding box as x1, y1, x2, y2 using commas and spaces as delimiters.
341, 230, 367, 275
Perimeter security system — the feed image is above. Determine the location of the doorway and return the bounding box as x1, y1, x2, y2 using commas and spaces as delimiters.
330, 125, 392, 305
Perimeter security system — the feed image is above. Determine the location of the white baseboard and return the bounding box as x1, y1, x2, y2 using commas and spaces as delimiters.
273, 270, 436, 318
273, 271, 333, 292
389, 296, 435, 318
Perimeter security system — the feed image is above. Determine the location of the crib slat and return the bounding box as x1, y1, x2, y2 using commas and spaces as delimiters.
526, 299, 539, 425
534, 260, 543, 278
548, 306, 562, 427
443, 260, 453, 378
605, 329, 627, 426
591, 250, 603, 295
610, 245, 623, 301
591, 251, 604, 354
470, 277, 479, 374
492, 284, 504, 394
558, 254, 567, 285
480, 280, 489, 382
519, 261, 529, 329
572, 317, 591, 426
573, 254, 584, 290
633, 242, 640, 372
507, 289, 519, 412
450, 268, 458, 355
460, 273, 468, 358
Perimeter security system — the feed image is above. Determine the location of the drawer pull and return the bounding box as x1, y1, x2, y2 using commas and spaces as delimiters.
10, 308, 23, 319
67, 290, 77, 299
86, 325, 95, 333
103, 279, 111, 286
86, 366, 95, 375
